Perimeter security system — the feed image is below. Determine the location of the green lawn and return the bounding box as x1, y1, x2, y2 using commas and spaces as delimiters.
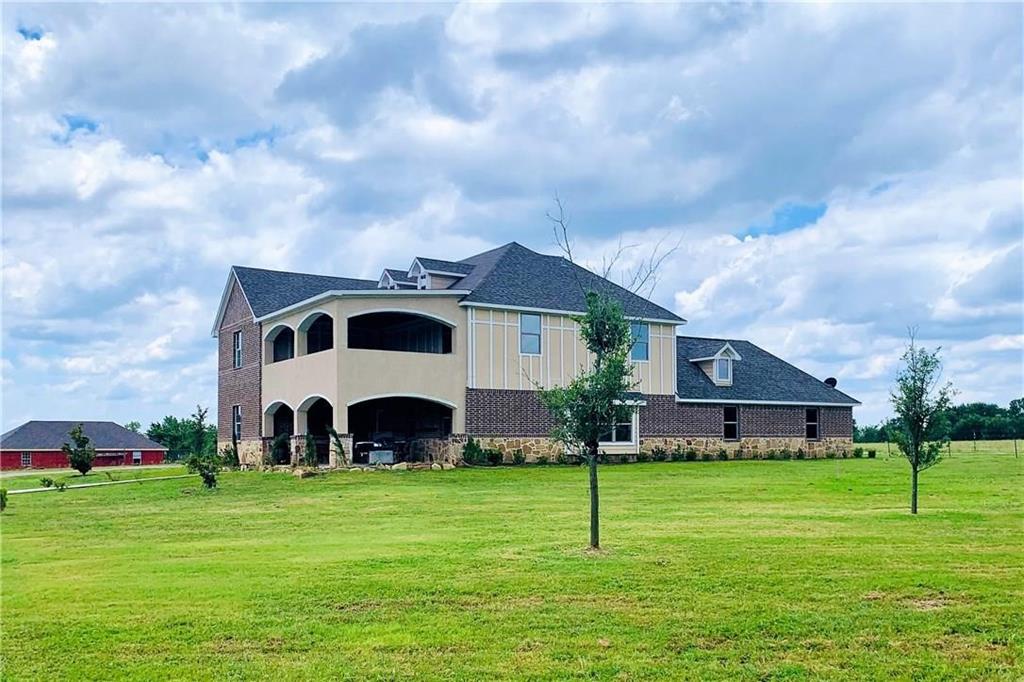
1, 452, 1021, 680
1, 464, 188, 491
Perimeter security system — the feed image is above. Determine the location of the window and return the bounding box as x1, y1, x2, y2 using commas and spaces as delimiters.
520, 313, 541, 355
715, 358, 731, 383
723, 406, 739, 441
21, 452, 31, 468
805, 408, 820, 440
600, 413, 635, 444
232, 405, 242, 440
232, 330, 243, 368
630, 322, 649, 361
132, 451, 142, 465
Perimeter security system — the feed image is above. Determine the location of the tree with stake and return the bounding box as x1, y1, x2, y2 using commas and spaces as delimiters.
63, 423, 96, 476
540, 292, 636, 549
890, 330, 956, 514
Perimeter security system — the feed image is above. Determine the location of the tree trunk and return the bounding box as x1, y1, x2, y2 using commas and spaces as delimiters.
911, 464, 919, 515
588, 444, 600, 549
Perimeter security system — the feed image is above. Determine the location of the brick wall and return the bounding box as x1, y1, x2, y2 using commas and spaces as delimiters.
466, 388, 555, 436
217, 278, 262, 442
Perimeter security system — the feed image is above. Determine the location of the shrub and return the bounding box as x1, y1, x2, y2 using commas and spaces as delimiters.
796, 448, 806, 460
780, 448, 793, 460
867, 449, 877, 459
685, 448, 698, 461
536, 455, 550, 466
40, 477, 55, 488
221, 444, 240, 469
853, 447, 864, 458
327, 427, 346, 466
825, 450, 836, 459
0, 488, 7, 512
651, 447, 668, 462
270, 434, 291, 466
556, 452, 571, 465
716, 448, 728, 461
636, 451, 651, 463
187, 451, 221, 489
462, 437, 485, 466
766, 449, 778, 460
303, 434, 318, 468
485, 449, 503, 466
512, 449, 526, 465
670, 445, 685, 462
54, 481, 67, 492
701, 451, 712, 461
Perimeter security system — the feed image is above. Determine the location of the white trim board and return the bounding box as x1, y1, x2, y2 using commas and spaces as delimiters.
674, 397, 861, 407
459, 301, 685, 326
254, 289, 472, 324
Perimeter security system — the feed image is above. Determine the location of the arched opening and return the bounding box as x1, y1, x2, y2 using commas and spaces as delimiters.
297, 396, 333, 465
264, 325, 295, 364
348, 312, 453, 354
298, 312, 334, 355
348, 396, 453, 464
263, 402, 294, 464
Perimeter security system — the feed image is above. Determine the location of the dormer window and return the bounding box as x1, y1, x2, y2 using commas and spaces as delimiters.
715, 358, 731, 383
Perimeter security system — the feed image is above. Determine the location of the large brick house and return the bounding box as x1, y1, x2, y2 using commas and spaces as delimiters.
213, 242, 858, 466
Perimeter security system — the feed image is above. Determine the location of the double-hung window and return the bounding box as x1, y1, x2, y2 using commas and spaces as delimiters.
132, 451, 142, 465
715, 358, 731, 383
520, 313, 541, 355
21, 452, 31, 468
600, 413, 635, 444
805, 408, 820, 440
723, 406, 739, 441
630, 322, 649, 361
232, 330, 243, 368
232, 405, 242, 440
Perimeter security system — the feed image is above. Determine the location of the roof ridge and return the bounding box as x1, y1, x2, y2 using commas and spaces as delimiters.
233, 264, 376, 283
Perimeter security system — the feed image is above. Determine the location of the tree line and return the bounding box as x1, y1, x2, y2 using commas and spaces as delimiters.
855, 398, 1024, 443
126, 411, 218, 461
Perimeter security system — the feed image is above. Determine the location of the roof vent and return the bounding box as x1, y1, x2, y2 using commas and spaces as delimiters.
824, 377, 837, 387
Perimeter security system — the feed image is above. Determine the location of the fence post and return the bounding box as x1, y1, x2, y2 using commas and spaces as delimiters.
1015, 437, 1019, 458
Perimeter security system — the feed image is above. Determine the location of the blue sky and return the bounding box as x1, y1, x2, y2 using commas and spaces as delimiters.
2, 3, 1021, 430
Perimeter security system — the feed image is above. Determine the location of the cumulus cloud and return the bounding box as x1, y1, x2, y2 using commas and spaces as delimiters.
2, 2, 1021, 429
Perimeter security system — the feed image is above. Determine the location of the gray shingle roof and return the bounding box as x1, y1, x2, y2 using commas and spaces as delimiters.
0, 421, 168, 451
233, 266, 377, 318
383, 268, 416, 285
458, 243, 683, 321
675, 337, 859, 405
414, 258, 475, 275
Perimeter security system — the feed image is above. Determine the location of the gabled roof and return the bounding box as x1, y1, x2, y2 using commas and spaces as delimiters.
383, 268, 416, 286
411, 257, 475, 276
458, 242, 684, 322
0, 421, 168, 451
676, 337, 860, 405
233, 266, 377, 318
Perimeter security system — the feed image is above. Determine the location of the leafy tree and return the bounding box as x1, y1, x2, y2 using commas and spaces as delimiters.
890, 332, 955, 514
125, 420, 142, 433
62, 423, 96, 476
147, 414, 216, 461
540, 291, 636, 549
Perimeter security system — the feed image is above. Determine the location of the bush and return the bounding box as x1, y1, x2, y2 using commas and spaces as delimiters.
187, 451, 221, 489
825, 450, 836, 459
853, 447, 865, 458
462, 437, 485, 466
39, 477, 55, 488
485, 449, 503, 466
670, 444, 685, 462
766, 449, 778, 460
303, 434, 318, 468
780, 448, 793, 460
556, 452, 571, 465
54, 481, 67, 492
512, 449, 526, 465
651, 447, 668, 462
867, 449, 877, 459
716, 449, 728, 461
536, 455, 550, 466
636, 451, 651, 463
270, 434, 291, 466
685, 448, 698, 461
327, 427, 346, 466
796, 448, 806, 460
0, 488, 7, 512
221, 444, 240, 469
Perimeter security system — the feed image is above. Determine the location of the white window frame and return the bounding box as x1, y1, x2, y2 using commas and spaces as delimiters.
805, 408, 820, 441
715, 357, 732, 384
723, 405, 740, 441
232, 405, 242, 440
132, 451, 142, 465
232, 330, 243, 368
21, 451, 31, 468
630, 322, 649, 362
599, 409, 638, 446
519, 313, 542, 356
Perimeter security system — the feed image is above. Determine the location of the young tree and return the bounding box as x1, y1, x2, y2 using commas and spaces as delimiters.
125, 420, 142, 433
62, 423, 96, 476
890, 331, 956, 514
191, 405, 209, 458
540, 292, 636, 549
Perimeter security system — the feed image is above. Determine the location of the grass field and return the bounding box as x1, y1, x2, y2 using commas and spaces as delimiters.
1, 450, 1021, 680
0, 464, 188, 491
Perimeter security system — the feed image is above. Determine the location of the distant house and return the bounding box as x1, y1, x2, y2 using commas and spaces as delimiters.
212, 241, 859, 466
0, 421, 167, 470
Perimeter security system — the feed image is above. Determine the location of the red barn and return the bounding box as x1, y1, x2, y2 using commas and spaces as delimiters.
0, 421, 167, 470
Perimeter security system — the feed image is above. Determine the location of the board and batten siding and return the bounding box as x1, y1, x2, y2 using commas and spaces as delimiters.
467, 307, 677, 395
